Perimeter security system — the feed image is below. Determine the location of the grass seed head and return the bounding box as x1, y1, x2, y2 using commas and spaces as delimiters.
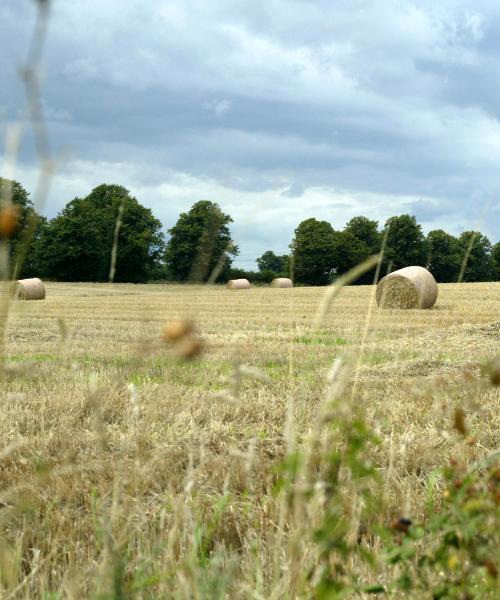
162, 319, 193, 343
0, 204, 19, 238
489, 355, 500, 386
175, 337, 203, 360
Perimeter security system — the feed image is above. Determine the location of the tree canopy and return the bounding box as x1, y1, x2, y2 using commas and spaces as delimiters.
165, 200, 237, 282
0, 178, 45, 278
35, 184, 165, 282
458, 231, 495, 282
427, 229, 461, 283
256, 250, 288, 275
384, 214, 428, 271
292, 218, 336, 285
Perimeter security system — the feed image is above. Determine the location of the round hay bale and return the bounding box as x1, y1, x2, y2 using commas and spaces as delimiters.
271, 277, 293, 288
12, 278, 46, 301
227, 278, 251, 290
376, 266, 437, 309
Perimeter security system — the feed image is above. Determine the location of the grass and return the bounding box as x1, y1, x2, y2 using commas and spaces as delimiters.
0, 281, 498, 598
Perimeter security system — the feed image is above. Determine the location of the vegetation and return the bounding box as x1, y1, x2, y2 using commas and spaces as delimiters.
2, 178, 500, 284
165, 200, 238, 282
0, 281, 498, 597
33, 184, 165, 282
292, 218, 337, 285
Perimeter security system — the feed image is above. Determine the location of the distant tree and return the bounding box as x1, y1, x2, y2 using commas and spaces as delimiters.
458, 231, 496, 282
493, 242, 500, 281
426, 229, 461, 283
344, 216, 381, 253
256, 250, 288, 275
165, 200, 237, 282
331, 230, 370, 276
384, 214, 428, 271
291, 218, 336, 285
343, 216, 381, 283
36, 184, 165, 282
0, 178, 43, 277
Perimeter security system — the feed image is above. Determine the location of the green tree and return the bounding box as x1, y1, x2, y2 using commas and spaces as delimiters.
493, 242, 500, 281
331, 230, 370, 276
36, 184, 165, 282
0, 178, 43, 277
256, 250, 288, 275
384, 214, 428, 270
426, 229, 461, 283
343, 217, 381, 283
458, 231, 495, 282
165, 201, 237, 282
291, 218, 336, 285
344, 216, 381, 253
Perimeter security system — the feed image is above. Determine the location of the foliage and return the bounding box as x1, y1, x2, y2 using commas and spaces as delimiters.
332, 230, 371, 279
165, 201, 237, 282
493, 242, 500, 281
427, 229, 461, 283
384, 214, 428, 271
292, 218, 336, 285
256, 250, 289, 276
228, 268, 276, 284
380, 454, 500, 598
344, 216, 382, 283
458, 231, 496, 282
344, 216, 381, 254
34, 184, 165, 282
0, 178, 44, 278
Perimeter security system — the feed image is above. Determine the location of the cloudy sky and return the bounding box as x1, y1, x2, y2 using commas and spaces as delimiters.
1, 0, 500, 267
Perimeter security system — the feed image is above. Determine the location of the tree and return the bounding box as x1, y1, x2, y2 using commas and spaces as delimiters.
457, 231, 495, 282
0, 178, 43, 277
384, 214, 428, 271
493, 242, 500, 281
291, 218, 336, 285
165, 201, 237, 282
256, 250, 288, 275
343, 216, 381, 283
36, 184, 165, 282
331, 230, 370, 276
344, 216, 381, 254
426, 229, 461, 283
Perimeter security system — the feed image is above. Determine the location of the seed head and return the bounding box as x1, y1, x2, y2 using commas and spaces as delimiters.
162, 319, 193, 343
0, 204, 19, 238
489, 355, 500, 386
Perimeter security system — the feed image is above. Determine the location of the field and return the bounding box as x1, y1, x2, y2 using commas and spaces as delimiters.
0, 281, 499, 598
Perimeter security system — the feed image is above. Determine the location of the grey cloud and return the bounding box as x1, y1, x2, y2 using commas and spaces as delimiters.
1, 0, 500, 270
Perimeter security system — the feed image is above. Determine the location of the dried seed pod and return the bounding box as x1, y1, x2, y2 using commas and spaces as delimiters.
175, 337, 203, 361
453, 408, 467, 436
391, 517, 412, 533
489, 355, 500, 386
0, 204, 19, 238
162, 319, 193, 343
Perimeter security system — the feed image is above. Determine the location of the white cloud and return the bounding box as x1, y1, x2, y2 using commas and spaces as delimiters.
1, 0, 500, 266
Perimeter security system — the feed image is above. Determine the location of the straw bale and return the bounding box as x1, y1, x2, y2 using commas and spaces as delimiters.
271, 278, 293, 288
376, 266, 438, 309
227, 279, 251, 290
12, 278, 46, 301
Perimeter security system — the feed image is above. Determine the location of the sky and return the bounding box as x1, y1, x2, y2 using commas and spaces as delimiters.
1, 0, 500, 268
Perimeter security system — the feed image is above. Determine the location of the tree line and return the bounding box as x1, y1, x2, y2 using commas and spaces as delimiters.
2, 178, 499, 284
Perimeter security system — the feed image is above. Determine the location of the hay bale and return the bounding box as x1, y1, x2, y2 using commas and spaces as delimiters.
271, 277, 293, 288
227, 278, 251, 290
376, 266, 437, 309
12, 278, 46, 301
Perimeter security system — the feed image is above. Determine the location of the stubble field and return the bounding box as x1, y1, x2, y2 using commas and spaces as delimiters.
0, 282, 499, 598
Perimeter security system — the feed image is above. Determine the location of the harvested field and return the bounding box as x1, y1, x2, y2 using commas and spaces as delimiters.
0, 281, 499, 598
